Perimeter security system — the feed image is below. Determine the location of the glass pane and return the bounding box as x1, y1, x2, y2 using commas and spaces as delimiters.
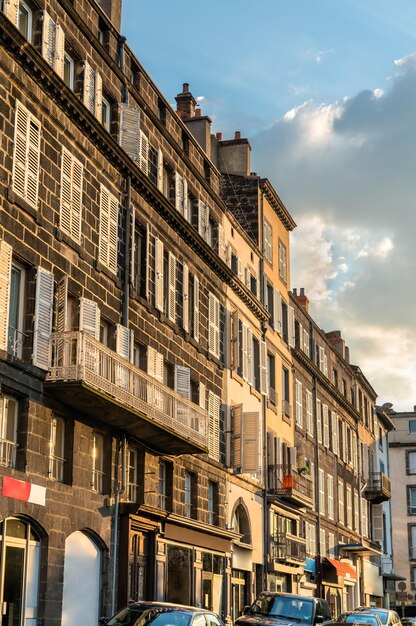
18, 5, 30, 38
8, 266, 21, 356
3, 546, 24, 626
166, 546, 192, 605
4, 397, 17, 442
6, 518, 26, 539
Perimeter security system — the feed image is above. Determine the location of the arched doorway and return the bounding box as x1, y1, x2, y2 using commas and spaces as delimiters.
62, 531, 102, 626
0, 516, 41, 626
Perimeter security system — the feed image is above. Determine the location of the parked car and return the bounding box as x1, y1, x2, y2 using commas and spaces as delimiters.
336, 612, 382, 626
401, 619, 416, 626
101, 601, 224, 626
234, 592, 333, 626
354, 609, 402, 626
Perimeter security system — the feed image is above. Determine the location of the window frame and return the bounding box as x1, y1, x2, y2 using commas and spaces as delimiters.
63, 52, 75, 90
18, 0, 33, 41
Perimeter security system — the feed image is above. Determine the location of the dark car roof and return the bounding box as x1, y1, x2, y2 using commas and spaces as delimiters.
255, 593, 318, 602
127, 602, 209, 613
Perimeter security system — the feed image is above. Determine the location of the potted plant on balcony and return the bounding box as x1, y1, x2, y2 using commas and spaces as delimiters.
297, 465, 310, 475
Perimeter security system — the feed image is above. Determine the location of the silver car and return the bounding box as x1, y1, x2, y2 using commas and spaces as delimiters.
354, 608, 402, 626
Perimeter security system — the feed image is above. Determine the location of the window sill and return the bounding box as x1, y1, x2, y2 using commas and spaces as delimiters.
55, 227, 84, 257
250, 386, 261, 400
267, 399, 278, 414
231, 371, 244, 386
6, 188, 43, 224
95, 259, 121, 286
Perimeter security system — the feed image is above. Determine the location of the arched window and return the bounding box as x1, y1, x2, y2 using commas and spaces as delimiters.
233, 504, 251, 545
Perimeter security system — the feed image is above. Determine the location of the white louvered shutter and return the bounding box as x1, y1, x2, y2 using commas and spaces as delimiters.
193, 276, 199, 341
60, 148, 83, 243
139, 130, 149, 175
146, 345, 156, 377
3, 0, 18, 26
154, 237, 164, 312
231, 404, 242, 469
199, 382, 206, 409
71, 157, 83, 244
323, 405, 329, 447
109, 193, 118, 275
237, 258, 242, 281
42, 11, 56, 68
167, 252, 176, 323
218, 223, 225, 261
175, 172, 184, 214
241, 323, 247, 379
174, 365, 190, 399
273, 289, 282, 333
99, 186, 110, 268
13, 101, 41, 209
288, 306, 295, 347
226, 244, 232, 268
83, 61, 95, 113
157, 148, 163, 191
116, 324, 133, 361
303, 329, 310, 356
244, 268, 250, 288
120, 103, 140, 161
33, 267, 54, 369
182, 262, 189, 333
316, 400, 322, 443
0, 240, 12, 352
208, 293, 220, 358
332, 411, 338, 454
95, 72, 103, 121
260, 340, 268, 396
183, 179, 189, 221
144, 224, 150, 300
198, 200, 206, 239
242, 412, 259, 474
54, 23, 65, 78
208, 391, 220, 461
79, 298, 100, 339
246, 327, 253, 385
231, 310, 239, 371
56, 275, 68, 333
372, 503, 383, 542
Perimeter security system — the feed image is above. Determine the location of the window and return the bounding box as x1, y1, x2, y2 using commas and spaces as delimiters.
338, 479, 345, 524
0, 395, 18, 468
295, 380, 303, 428
207, 481, 219, 525
278, 241, 287, 282
327, 474, 334, 519
158, 460, 172, 511
268, 353, 276, 405
184, 471, 197, 519
7, 262, 25, 358
319, 469, 325, 515
60, 148, 83, 243
49, 417, 65, 481
98, 184, 118, 274
306, 390, 313, 435
346, 485, 353, 527
64, 52, 75, 89
18, 1, 32, 40
409, 421, 416, 434
127, 447, 139, 502
263, 220, 273, 264
12, 100, 41, 209
132, 220, 148, 298
208, 293, 220, 358
101, 95, 111, 130
332, 368, 338, 388
409, 487, 416, 515
407, 451, 416, 475
148, 145, 159, 186
92, 432, 104, 494
410, 526, 416, 559
282, 367, 290, 417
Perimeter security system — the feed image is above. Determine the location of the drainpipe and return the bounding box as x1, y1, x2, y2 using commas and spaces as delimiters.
111, 434, 127, 615
311, 324, 322, 599
358, 438, 366, 607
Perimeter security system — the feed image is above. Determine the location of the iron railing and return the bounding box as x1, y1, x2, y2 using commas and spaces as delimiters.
270, 532, 306, 562
0, 439, 18, 468
364, 472, 391, 500
268, 464, 313, 506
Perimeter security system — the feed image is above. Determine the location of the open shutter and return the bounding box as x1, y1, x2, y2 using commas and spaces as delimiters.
260, 340, 268, 396
60, 148, 73, 238
244, 268, 250, 288
130, 208, 136, 287
120, 103, 140, 161
154, 237, 164, 312
237, 258, 242, 281
12, 102, 28, 201
231, 404, 242, 469
56, 275, 68, 333
167, 252, 176, 323
71, 157, 83, 244
183, 179, 189, 221
139, 130, 149, 175
231, 311, 239, 371
95, 71, 102, 121
273, 288, 282, 333
246, 327, 253, 385
241, 323, 247, 379
208, 293, 220, 358
157, 149, 163, 191
144, 224, 150, 300
218, 223, 225, 261
26, 109, 41, 209
54, 23, 65, 78
83, 61, 95, 113
175, 172, 184, 214
33, 267, 54, 369
3, 0, 18, 26
208, 391, 220, 461
193, 276, 199, 341
182, 262, 189, 333
42, 11, 56, 68
147, 347, 163, 382
0, 240, 12, 352
79, 298, 100, 339
323, 405, 329, 447
174, 365, 190, 399
288, 305, 295, 347
198, 200, 206, 239
116, 324, 133, 361
99, 185, 109, 267
109, 193, 118, 274
242, 412, 259, 474
332, 411, 338, 455
199, 382, 206, 409
372, 503, 383, 542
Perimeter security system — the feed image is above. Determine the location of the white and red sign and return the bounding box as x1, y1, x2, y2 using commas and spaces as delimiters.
2, 476, 46, 506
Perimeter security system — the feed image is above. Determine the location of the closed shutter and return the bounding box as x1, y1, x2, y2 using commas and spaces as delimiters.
145, 224, 150, 300
42, 11, 56, 68
154, 237, 164, 312
83, 61, 95, 113
147, 346, 164, 382
208, 391, 220, 461
273, 289, 282, 333
167, 252, 176, 323
175, 172, 184, 214
208, 293, 220, 358
0, 240, 12, 352
231, 404, 242, 469
242, 412, 259, 474
95, 72, 102, 121
260, 340, 268, 395
372, 503, 383, 542
120, 103, 140, 161
323, 405, 329, 447
54, 23, 65, 78
33, 267, 54, 369
246, 327, 253, 385
60, 148, 83, 243
116, 324, 133, 361
231, 310, 239, 371
174, 365, 190, 399
288, 306, 295, 347
183, 179, 188, 221
13, 101, 41, 209
56, 275, 68, 333
199, 382, 206, 409
79, 297, 100, 339
3, 0, 18, 26
198, 200, 206, 239
193, 276, 199, 341
182, 262, 189, 333
139, 130, 149, 175
331, 411, 338, 454
218, 223, 225, 261
157, 148, 163, 191
71, 157, 83, 244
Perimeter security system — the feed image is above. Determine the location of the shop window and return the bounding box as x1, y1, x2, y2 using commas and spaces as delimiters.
166, 545, 192, 605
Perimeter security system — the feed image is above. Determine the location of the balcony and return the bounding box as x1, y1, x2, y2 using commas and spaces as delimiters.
363, 472, 391, 503
268, 464, 314, 508
0, 439, 18, 468
270, 532, 306, 563
45, 331, 208, 455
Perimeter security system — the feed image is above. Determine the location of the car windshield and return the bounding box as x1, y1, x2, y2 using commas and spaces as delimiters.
251, 597, 313, 623
366, 612, 387, 625
106, 608, 193, 626
343, 615, 378, 625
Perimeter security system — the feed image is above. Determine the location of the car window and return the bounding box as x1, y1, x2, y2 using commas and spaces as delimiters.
268, 598, 313, 622
192, 615, 207, 626
107, 609, 192, 626
205, 615, 222, 626
345, 615, 377, 625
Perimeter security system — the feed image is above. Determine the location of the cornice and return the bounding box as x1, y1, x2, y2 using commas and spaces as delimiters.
0, 15, 269, 322
260, 179, 297, 231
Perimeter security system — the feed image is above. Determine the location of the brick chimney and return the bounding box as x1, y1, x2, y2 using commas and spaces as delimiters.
217, 131, 251, 176
95, 0, 122, 32
293, 287, 309, 313
175, 83, 197, 120
325, 330, 346, 359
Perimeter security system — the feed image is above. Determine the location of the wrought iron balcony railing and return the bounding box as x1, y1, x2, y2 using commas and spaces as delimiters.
268, 464, 314, 508
0, 439, 18, 468
363, 472, 391, 503
270, 532, 306, 562
46, 331, 208, 454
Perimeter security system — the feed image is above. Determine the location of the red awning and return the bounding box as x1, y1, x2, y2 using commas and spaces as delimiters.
326, 557, 357, 580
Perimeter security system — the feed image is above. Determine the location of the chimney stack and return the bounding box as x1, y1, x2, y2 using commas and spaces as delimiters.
293, 287, 309, 313
217, 131, 251, 176
95, 0, 122, 32
175, 82, 197, 120
325, 330, 346, 360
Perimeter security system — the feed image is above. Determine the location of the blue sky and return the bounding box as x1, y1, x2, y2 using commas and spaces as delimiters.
122, 1, 416, 410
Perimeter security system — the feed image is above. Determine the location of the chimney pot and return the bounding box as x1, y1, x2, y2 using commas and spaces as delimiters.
216, 132, 222, 141
183, 83, 189, 93
195, 108, 202, 117
293, 288, 298, 296
235, 131, 241, 140
300, 287, 305, 296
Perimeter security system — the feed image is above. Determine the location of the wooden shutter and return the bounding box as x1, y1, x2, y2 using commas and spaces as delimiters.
208, 293, 220, 358
145, 224, 150, 300
83, 61, 95, 113
217, 223, 225, 261
208, 391, 220, 461
244, 268, 250, 288
71, 156, 83, 244
241, 323, 247, 379
116, 323, 133, 361
182, 262, 189, 333
108, 192, 118, 274
3, 0, 18, 26
174, 365, 190, 399
198, 200, 206, 239
154, 237, 164, 312
193, 276, 199, 341
372, 503, 383, 542
157, 148, 163, 191
33, 267, 54, 369
183, 179, 189, 221
331, 411, 338, 455
56, 275, 68, 333
147, 347, 163, 382
99, 185, 118, 273
237, 258, 242, 281
60, 148, 83, 243
42, 11, 56, 68
260, 340, 268, 396
231, 310, 239, 371
242, 412, 259, 474
231, 404, 242, 469
54, 23, 65, 78
175, 172, 184, 214
273, 288, 282, 333
246, 327, 253, 385
13, 101, 40, 209
79, 297, 100, 339
139, 130, 149, 175
120, 103, 140, 161
167, 252, 176, 323
199, 381, 206, 409
95, 71, 103, 120
316, 399, 322, 443
288, 306, 295, 347
323, 405, 329, 447
0, 240, 12, 352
